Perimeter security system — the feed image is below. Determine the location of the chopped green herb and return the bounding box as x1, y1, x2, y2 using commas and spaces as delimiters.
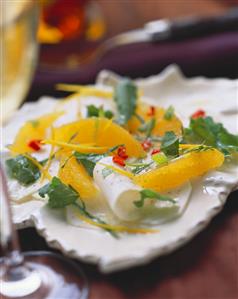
87, 104, 114, 119
102, 168, 113, 179
87, 104, 99, 117
180, 145, 214, 155
152, 152, 168, 166
134, 189, 175, 208
60, 153, 74, 169
68, 132, 79, 143
114, 79, 137, 125
134, 112, 145, 124
74, 200, 118, 238
39, 158, 50, 166
161, 131, 179, 157
138, 118, 156, 137
39, 177, 78, 208
104, 110, 114, 119
183, 116, 238, 156
164, 106, 174, 120
5, 155, 41, 186
107, 144, 124, 153
126, 161, 153, 174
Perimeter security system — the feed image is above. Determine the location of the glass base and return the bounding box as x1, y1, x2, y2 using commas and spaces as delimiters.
0, 251, 89, 299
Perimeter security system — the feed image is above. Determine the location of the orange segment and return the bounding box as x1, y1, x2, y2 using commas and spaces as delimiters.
133, 149, 224, 192
54, 117, 145, 157
128, 103, 182, 136
9, 112, 63, 154
58, 156, 98, 200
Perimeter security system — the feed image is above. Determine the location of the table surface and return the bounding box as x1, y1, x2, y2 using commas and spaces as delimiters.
17, 1, 238, 298
20, 191, 238, 299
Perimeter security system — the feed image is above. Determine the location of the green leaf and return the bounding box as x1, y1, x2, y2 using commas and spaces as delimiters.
74, 145, 123, 176
114, 79, 137, 125
190, 117, 217, 145
183, 116, 238, 155
161, 131, 179, 157
138, 118, 156, 137
38, 177, 78, 208
5, 155, 41, 186
164, 106, 174, 120
134, 189, 175, 208
217, 129, 238, 154
87, 104, 114, 119
74, 152, 105, 176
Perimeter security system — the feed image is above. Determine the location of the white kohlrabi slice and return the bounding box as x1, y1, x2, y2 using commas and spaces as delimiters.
93, 157, 192, 224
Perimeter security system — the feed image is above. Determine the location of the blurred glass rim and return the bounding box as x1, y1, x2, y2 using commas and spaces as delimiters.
0, 0, 39, 28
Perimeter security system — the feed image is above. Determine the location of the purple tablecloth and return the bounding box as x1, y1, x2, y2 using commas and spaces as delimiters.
28, 31, 238, 101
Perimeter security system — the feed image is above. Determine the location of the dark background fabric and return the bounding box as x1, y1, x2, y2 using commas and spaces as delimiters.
28, 30, 238, 102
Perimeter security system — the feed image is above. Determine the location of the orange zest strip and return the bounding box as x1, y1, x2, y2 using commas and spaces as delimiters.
42, 139, 109, 154
71, 207, 159, 234
179, 144, 202, 149
55, 84, 113, 98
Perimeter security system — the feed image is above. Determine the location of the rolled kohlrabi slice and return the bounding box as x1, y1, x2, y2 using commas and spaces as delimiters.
93, 157, 192, 224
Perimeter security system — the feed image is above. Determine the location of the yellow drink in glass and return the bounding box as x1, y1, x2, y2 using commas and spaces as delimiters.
1, 1, 39, 124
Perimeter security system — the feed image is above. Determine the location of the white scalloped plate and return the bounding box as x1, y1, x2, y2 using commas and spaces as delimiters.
3, 65, 238, 273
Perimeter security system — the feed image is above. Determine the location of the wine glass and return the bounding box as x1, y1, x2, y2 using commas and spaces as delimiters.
0, 2, 89, 298
1, 1, 39, 124
0, 166, 89, 299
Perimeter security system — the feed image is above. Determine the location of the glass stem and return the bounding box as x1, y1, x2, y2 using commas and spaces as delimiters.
0, 165, 25, 280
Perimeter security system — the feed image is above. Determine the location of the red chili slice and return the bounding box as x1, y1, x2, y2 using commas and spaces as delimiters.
117, 146, 128, 160
141, 140, 152, 151
113, 155, 126, 167
147, 106, 156, 116
27, 139, 42, 151
191, 109, 206, 119
151, 149, 161, 155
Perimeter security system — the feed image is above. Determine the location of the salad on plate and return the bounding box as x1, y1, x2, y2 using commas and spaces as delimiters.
3, 78, 238, 238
